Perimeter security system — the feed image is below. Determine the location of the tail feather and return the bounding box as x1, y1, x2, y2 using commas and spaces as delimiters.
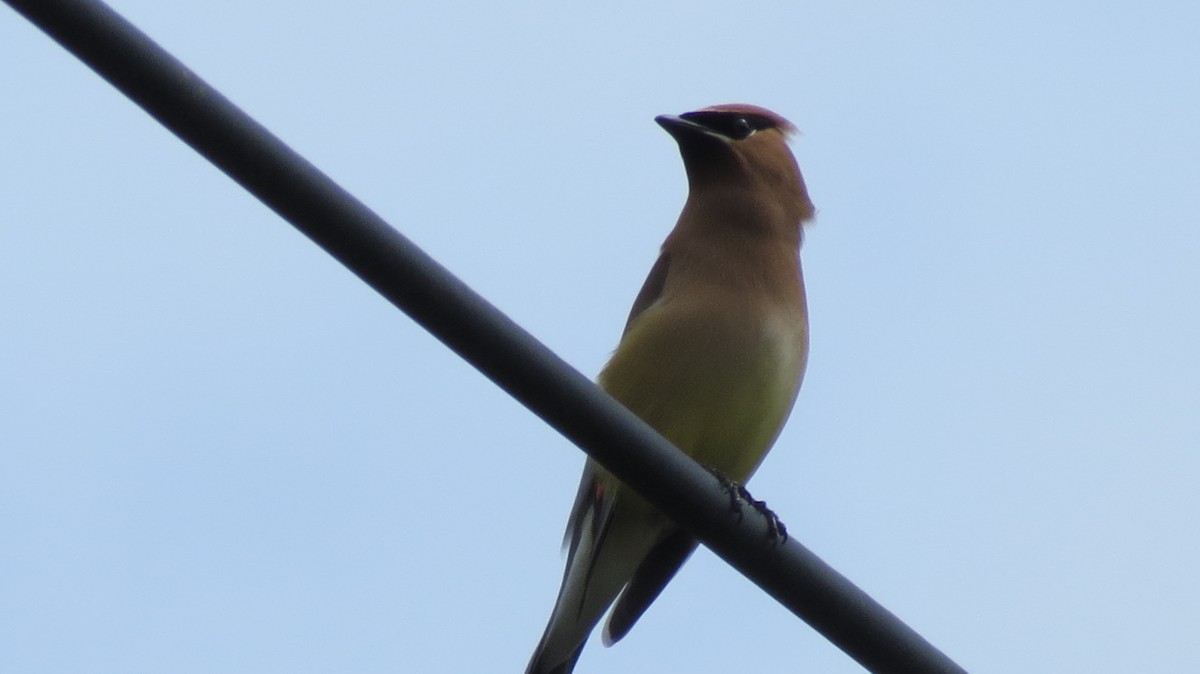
526, 634, 585, 674
602, 529, 697, 646
526, 475, 664, 674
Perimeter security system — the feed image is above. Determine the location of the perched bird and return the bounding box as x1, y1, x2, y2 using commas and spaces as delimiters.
526, 104, 815, 674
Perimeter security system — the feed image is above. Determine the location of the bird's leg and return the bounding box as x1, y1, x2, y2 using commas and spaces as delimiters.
736, 484, 788, 544
707, 469, 789, 545
711, 470, 746, 522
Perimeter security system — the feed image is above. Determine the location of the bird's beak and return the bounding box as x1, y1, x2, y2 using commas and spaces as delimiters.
655, 114, 722, 143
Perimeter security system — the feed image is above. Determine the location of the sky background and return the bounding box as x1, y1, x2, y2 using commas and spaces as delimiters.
3, 2, 1199, 672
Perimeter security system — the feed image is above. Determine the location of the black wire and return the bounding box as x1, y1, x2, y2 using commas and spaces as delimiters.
3, 1, 968, 671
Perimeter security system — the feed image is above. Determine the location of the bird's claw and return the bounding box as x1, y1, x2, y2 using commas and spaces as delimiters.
740, 486, 788, 544
714, 472, 746, 521
710, 470, 789, 545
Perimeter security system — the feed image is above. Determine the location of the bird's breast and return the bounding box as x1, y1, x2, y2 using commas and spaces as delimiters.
599, 291, 808, 483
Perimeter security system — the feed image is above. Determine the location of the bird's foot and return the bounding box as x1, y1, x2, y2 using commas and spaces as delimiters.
712, 472, 746, 521
709, 470, 788, 545
737, 484, 788, 544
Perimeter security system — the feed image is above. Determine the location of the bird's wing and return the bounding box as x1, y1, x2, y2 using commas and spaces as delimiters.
621, 252, 670, 336
562, 251, 669, 552
554, 249, 682, 647
562, 464, 616, 559
602, 528, 698, 645
588, 249, 693, 644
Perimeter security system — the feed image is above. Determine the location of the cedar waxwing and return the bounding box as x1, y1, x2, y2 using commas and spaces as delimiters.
526, 104, 814, 674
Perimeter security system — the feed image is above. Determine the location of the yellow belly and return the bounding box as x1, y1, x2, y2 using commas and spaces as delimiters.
598, 298, 807, 483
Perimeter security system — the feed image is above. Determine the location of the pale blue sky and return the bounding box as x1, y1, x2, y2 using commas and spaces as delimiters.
3, 2, 1199, 672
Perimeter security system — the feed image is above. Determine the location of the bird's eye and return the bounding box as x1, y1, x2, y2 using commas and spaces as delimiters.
677, 110, 772, 140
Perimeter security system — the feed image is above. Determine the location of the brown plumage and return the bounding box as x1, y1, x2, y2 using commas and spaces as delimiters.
526, 104, 814, 674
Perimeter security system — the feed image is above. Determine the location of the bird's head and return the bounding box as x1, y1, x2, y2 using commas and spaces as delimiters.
656, 104, 815, 231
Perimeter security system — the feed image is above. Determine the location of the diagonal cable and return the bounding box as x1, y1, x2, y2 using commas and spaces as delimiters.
2, 1, 967, 671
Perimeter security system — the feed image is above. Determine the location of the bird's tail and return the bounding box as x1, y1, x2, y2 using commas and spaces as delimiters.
526, 481, 661, 674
